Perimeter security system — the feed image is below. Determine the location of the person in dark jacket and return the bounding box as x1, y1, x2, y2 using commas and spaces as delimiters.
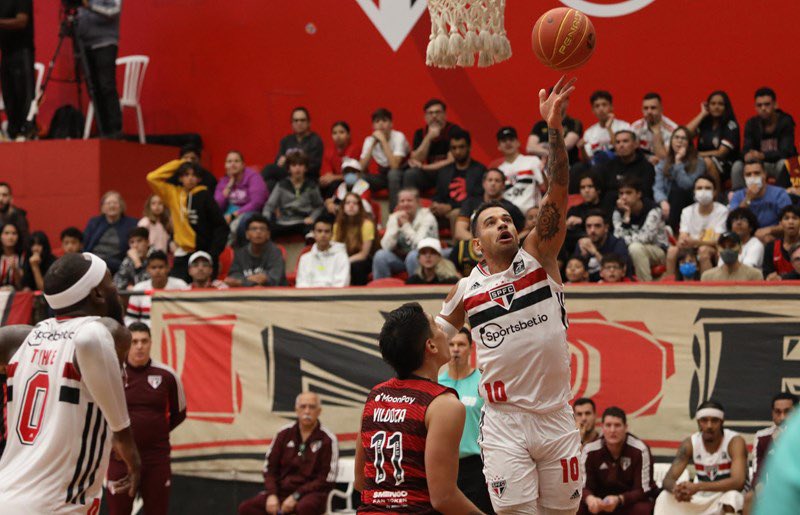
238, 392, 337, 515
0, 182, 30, 247
261, 107, 325, 190
262, 152, 324, 238
21, 231, 56, 291
83, 190, 138, 273
224, 215, 287, 287
574, 210, 633, 282
598, 130, 656, 213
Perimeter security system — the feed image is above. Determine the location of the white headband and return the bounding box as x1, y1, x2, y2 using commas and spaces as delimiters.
44, 253, 108, 310
696, 407, 725, 421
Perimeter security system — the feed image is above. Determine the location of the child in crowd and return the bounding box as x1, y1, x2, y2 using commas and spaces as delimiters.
125, 250, 189, 327
295, 217, 350, 288
114, 227, 153, 291
138, 194, 172, 253
675, 248, 701, 282
599, 253, 631, 283
262, 152, 324, 238
59, 227, 84, 254
565, 257, 589, 284
22, 231, 56, 291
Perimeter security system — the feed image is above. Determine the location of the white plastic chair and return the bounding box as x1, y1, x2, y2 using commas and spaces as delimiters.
326, 457, 356, 514
83, 55, 149, 143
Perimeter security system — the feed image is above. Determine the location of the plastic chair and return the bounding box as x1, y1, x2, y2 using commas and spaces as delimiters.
83, 55, 149, 143
326, 457, 356, 514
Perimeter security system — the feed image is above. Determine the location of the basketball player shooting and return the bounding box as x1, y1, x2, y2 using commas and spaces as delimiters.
437, 76, 582, 515
0, 253, 141, 515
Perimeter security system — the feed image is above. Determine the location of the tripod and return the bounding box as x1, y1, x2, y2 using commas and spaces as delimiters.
25, 7, 105, 136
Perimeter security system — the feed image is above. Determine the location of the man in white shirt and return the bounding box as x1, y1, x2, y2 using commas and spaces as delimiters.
295, 218, 351, 288
359, 107, 409, 212
632, 92, 678, 164
372, 188, 438, 279
496, 126, 546, 213
125, 251, 189, 327
583, 90, 631, 165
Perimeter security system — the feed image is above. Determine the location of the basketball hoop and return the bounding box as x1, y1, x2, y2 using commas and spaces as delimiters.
426, 0, 512, 69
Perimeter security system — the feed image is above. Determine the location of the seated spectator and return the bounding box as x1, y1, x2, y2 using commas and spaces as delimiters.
655, 127, 707, 230
405, 238, 459, 285
216, 150, 269, 244
319, 121, 359, 198
566, 171, 605, 252
454, 169, 525, 241
701, 231, 763, 281
582, 90, 631, 166
0, 223, 23, 290
778, 155, 800, 198
187, 251, 228, 289
430, 129, 485, 237
224, 215, 287, 287
674, 248, 701, 282
174, 143, 218, 192
405, 98, 462, 195
575, 210, 631, 282
665, 175, 727, 277
113, 227, 153, 291
261, 107, 324, 190
723, 208, 764, 269
598, 130, 656, 212
148, 160, 230, 280
332, 192, 375, 286
778, 242, 800, 280
237, 392, 337, 515
764, 205, 800, 279
125, 251, 189, 327
496, 126, 546, 213
565, 257, 589, 284
599, 253, 630, 283
527, 87, 583, 165
138, 194, 171, 253
613, 177, 667, 281
687, 90, 740, 186
0, 182, 30, 246
631, 92, 677, 164
373, 188, 437, 279
296, 218, 350, 288
736, 87, 797, 190
358, 107, 409, 212
729, 159, 792, 241
654, 401, 746, 515
59, 227, 84, 254
262, 152, 324, 238
83, 190, 138, 274
21, 231, 55, 291
324, 158, 374, 219
574, 397, 600, 447
580, 406, 656, 515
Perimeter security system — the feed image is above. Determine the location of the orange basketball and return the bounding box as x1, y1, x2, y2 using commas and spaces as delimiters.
532, 7, 596, 71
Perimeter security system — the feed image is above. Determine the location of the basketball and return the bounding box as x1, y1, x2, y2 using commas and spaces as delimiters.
532, 7, 595, 71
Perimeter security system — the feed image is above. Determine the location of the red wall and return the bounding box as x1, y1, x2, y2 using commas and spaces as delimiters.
30, 0, 800, 174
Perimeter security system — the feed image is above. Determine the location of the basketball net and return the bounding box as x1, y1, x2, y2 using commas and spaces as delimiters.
426, 0, 512, 68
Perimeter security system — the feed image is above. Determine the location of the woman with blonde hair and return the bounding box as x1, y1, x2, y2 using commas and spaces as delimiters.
333, 192, 375, 285
138, 194, 172, 252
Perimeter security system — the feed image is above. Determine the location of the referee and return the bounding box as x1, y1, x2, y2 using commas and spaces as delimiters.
105, 322, 186, 515
438, 327, 495, 513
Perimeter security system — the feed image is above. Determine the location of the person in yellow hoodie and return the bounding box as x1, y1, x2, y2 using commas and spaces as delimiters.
147, 160, 229, 281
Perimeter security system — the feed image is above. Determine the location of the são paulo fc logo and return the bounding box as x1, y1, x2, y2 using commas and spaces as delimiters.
489, 477, 507, 498
489, 284, 516, 310
560, 0, 656, 17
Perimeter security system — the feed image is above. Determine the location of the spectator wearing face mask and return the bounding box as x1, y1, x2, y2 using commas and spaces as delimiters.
730, 160, 792, 242
701, 232, 763, 281
674, 248, 701, 282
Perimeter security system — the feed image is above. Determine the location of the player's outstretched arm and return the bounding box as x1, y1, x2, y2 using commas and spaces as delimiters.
524, 76, 576, 267
0, 324, 32, 369
425, 394, 485, 515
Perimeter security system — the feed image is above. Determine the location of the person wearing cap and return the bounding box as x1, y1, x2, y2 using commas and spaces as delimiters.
406, 237, 459, 285
188, 251, 228, 289
325, 157, 374, 219
700, 231, 763, 281
295, 217, 350, 288
654, 400, 747, 515
496, 125, 546, 214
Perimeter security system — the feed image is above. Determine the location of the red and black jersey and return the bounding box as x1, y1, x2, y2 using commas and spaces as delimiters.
358, 376, 457, 514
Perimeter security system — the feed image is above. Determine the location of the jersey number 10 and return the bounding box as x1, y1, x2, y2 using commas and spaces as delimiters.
483, 380, 507, 403
370, 431, 405, 486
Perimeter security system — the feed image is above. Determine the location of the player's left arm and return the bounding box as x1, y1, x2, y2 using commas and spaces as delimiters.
0, 324, 33, 370
523, 76, 576, 278
694, 435, 748, 493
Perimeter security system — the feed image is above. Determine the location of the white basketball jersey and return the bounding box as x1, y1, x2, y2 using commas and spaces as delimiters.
691, 428, 738, 483
462, 248, 571, 413
0, 317, 113, 514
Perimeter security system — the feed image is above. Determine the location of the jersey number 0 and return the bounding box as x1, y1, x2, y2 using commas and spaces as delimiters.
17, 370, 50, 445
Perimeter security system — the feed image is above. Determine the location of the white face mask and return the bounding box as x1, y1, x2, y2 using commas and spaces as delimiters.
694, 189, 714, 205
745, 176, 763, 188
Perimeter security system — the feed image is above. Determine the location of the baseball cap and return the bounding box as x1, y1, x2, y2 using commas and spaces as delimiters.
340, 157, 362, 172
417, 237, 442, 254
496, 126, 518, 141
189, 250, 213, 265
717, 231, 741, 246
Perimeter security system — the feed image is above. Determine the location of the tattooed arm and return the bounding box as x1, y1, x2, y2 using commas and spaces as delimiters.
524, 77, 576, 273
662, 437, 692, 495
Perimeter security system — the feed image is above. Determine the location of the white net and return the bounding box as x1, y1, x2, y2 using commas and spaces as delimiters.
426, 0, 512, 69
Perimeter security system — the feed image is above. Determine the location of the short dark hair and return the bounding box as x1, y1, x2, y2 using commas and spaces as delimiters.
754, 87, 776, 101
727, 207, 759, 234
313, 216, 334, 229
470, 200, 508, 236
458, 326, 473, 345
577, 170, 602, 192
0, 182, 11, 194
602, 406, 627, 424
332, 120, 350, 133
292, 106, 310, 121
177, 162, 202, 177
423, 98, 446, 112
246, 213, 270, 231
484, 168, 505, 183
601, 253, 626, 268
693, 174, 717, 190
619, 175, 643, 193
147, 250, 169, 265
573, 397, 596, 412
285, 152, 309, 168
128, 321, 151, 336
60, 227, 83, 242
449, 128, 471, 146
590, 90, 612, 105
179, 143, 202, 158
743, 157, 765, 168
614, 129, 637, 141
372, 108, 392, 122
779, 204, 800, 220
584, 209, 608, 224
128, 227, 149, 241
642, 92, 662, 103
773, 392, 799, 408
379, 303, 431, 379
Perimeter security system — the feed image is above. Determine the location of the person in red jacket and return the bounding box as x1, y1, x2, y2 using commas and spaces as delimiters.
238, 392, 338, 515
105, 322, 186, 515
